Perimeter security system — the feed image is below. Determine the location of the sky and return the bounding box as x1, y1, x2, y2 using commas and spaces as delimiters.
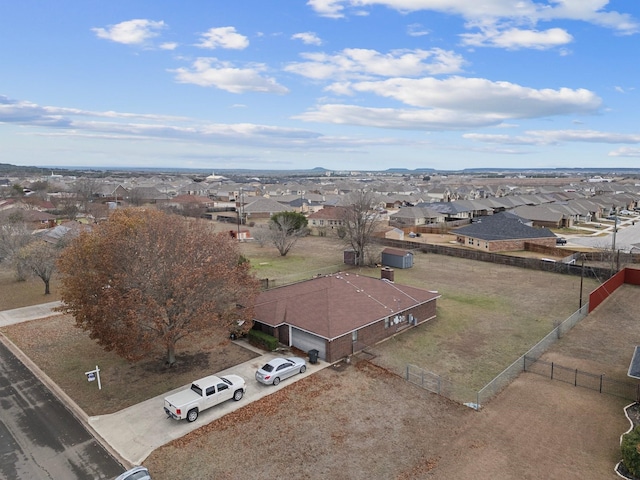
1, 1, 639, 172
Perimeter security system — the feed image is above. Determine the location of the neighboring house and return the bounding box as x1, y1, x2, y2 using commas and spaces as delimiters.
0, 207, 57, 228
388, 206, 444, 227
307, 206, 348, 232
36, 221, 91, 244
452, 211, 557, 252
252, 272, 440, 363
164, 194, 214, 211
126, 186, 170, 205
284, 197, 323, 214
383, 227, 405, 241
511, 205, 566, 229
242, 197, 290, 219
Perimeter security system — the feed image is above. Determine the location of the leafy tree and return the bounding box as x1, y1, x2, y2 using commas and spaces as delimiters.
269, 211, 308, 256
621, 425, 640, 477
17, 240, 61, 294
11, 184, 24, 197
30, 181, 50, 200
340, 190, 381, 266
56, 208, 260, 366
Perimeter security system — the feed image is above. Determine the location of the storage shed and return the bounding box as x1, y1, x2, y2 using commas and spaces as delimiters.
343, 249, 359, 265
381, 248, 414, 269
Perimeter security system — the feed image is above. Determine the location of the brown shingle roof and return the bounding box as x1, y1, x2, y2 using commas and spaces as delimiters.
254, 273, 439, 340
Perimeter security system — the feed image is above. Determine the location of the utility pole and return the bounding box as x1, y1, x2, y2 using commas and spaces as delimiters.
579, 254, 585, 309
611, 206, 617, 276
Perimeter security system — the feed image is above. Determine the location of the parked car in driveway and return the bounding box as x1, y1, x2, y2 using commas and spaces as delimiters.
556, 237, 567, 245
115, 466, 152, 480
255, 357, 306, 386
164, 374, 246, 422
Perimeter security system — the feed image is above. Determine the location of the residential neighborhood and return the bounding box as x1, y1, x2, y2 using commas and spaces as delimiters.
2, 165, 640, 479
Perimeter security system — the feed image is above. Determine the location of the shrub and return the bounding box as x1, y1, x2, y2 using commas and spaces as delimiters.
621, 425, 640, 477
247, 329, 278, 351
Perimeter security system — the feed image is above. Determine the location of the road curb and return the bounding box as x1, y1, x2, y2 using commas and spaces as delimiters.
0, 330, 133, 470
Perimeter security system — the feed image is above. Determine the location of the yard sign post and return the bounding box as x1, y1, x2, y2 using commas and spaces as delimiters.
85, 365, 102, 390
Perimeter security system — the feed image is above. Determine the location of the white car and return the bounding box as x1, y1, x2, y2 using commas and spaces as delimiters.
164, 374, 246, 422
255, 357, 307, 386
115, 466, 151, 480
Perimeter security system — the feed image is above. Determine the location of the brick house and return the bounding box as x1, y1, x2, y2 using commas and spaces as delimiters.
307, 206, 347, 234
252, 272, 440, 363
452, 211, 557, 252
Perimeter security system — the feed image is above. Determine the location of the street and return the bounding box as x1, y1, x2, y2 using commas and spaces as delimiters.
0, 341, 124, 480
568, 214, 640, 253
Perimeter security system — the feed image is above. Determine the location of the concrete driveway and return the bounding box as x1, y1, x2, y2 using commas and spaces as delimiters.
89, 345, 329, 466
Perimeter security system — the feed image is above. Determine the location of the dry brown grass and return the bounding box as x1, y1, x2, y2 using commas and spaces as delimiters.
1, 315, 258, 416
143, 285, 638, 480
1, 232, 630, 479
0, 269, 61, 310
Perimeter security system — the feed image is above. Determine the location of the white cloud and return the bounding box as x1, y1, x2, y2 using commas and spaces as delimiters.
171, 58, 289, 94
344, 77, 601, 117
463, 133, 543, 145
609, 147, 640, 157
294, 77, 601, 131
465, 129, 640, 146
159, 42, 178, 51
285, 48, 464, 80
196, 27, 249, 50
309, 1, 639, 36
92, 19, 166, 45
407, 23, 429, 37
0, 96, 325, 148
307, 0, 345, 18
292, 32, 323, 45
294, 104, 506, 129
460, 27, 573, 50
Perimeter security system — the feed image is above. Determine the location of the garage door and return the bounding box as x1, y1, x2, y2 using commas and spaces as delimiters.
291, 328, 326, 360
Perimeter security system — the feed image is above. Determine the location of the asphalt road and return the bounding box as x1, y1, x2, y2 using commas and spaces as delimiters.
569, 215, 640, 252
0, 341, 124, 480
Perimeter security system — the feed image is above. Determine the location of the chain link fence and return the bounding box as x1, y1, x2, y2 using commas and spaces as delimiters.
406, 304, 592, 410
524, 357, 640, 401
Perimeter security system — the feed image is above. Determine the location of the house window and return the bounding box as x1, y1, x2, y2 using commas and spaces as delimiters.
319, 220, 324, 226
352, 330, 358, 342
384, 317, 389, 329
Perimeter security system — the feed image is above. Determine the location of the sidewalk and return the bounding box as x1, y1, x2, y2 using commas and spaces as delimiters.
0, 301, 63, 327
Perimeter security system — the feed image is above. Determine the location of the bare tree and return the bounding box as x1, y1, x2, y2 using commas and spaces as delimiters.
252, 228, 270, 247
73, 177, 99, 213
340, 190, 381, 266
0, 213, 34, 280
16, 240, 61, 294
269, 211, 308, 256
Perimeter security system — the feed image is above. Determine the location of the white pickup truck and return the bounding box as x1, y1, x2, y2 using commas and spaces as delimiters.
164, 374, 246, 422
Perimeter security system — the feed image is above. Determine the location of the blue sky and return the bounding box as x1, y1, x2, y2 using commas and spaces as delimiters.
1, 1, 639, 172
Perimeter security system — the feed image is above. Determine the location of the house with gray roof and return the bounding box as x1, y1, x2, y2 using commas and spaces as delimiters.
452, 211, 557, 252
242, 197, 290, 219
